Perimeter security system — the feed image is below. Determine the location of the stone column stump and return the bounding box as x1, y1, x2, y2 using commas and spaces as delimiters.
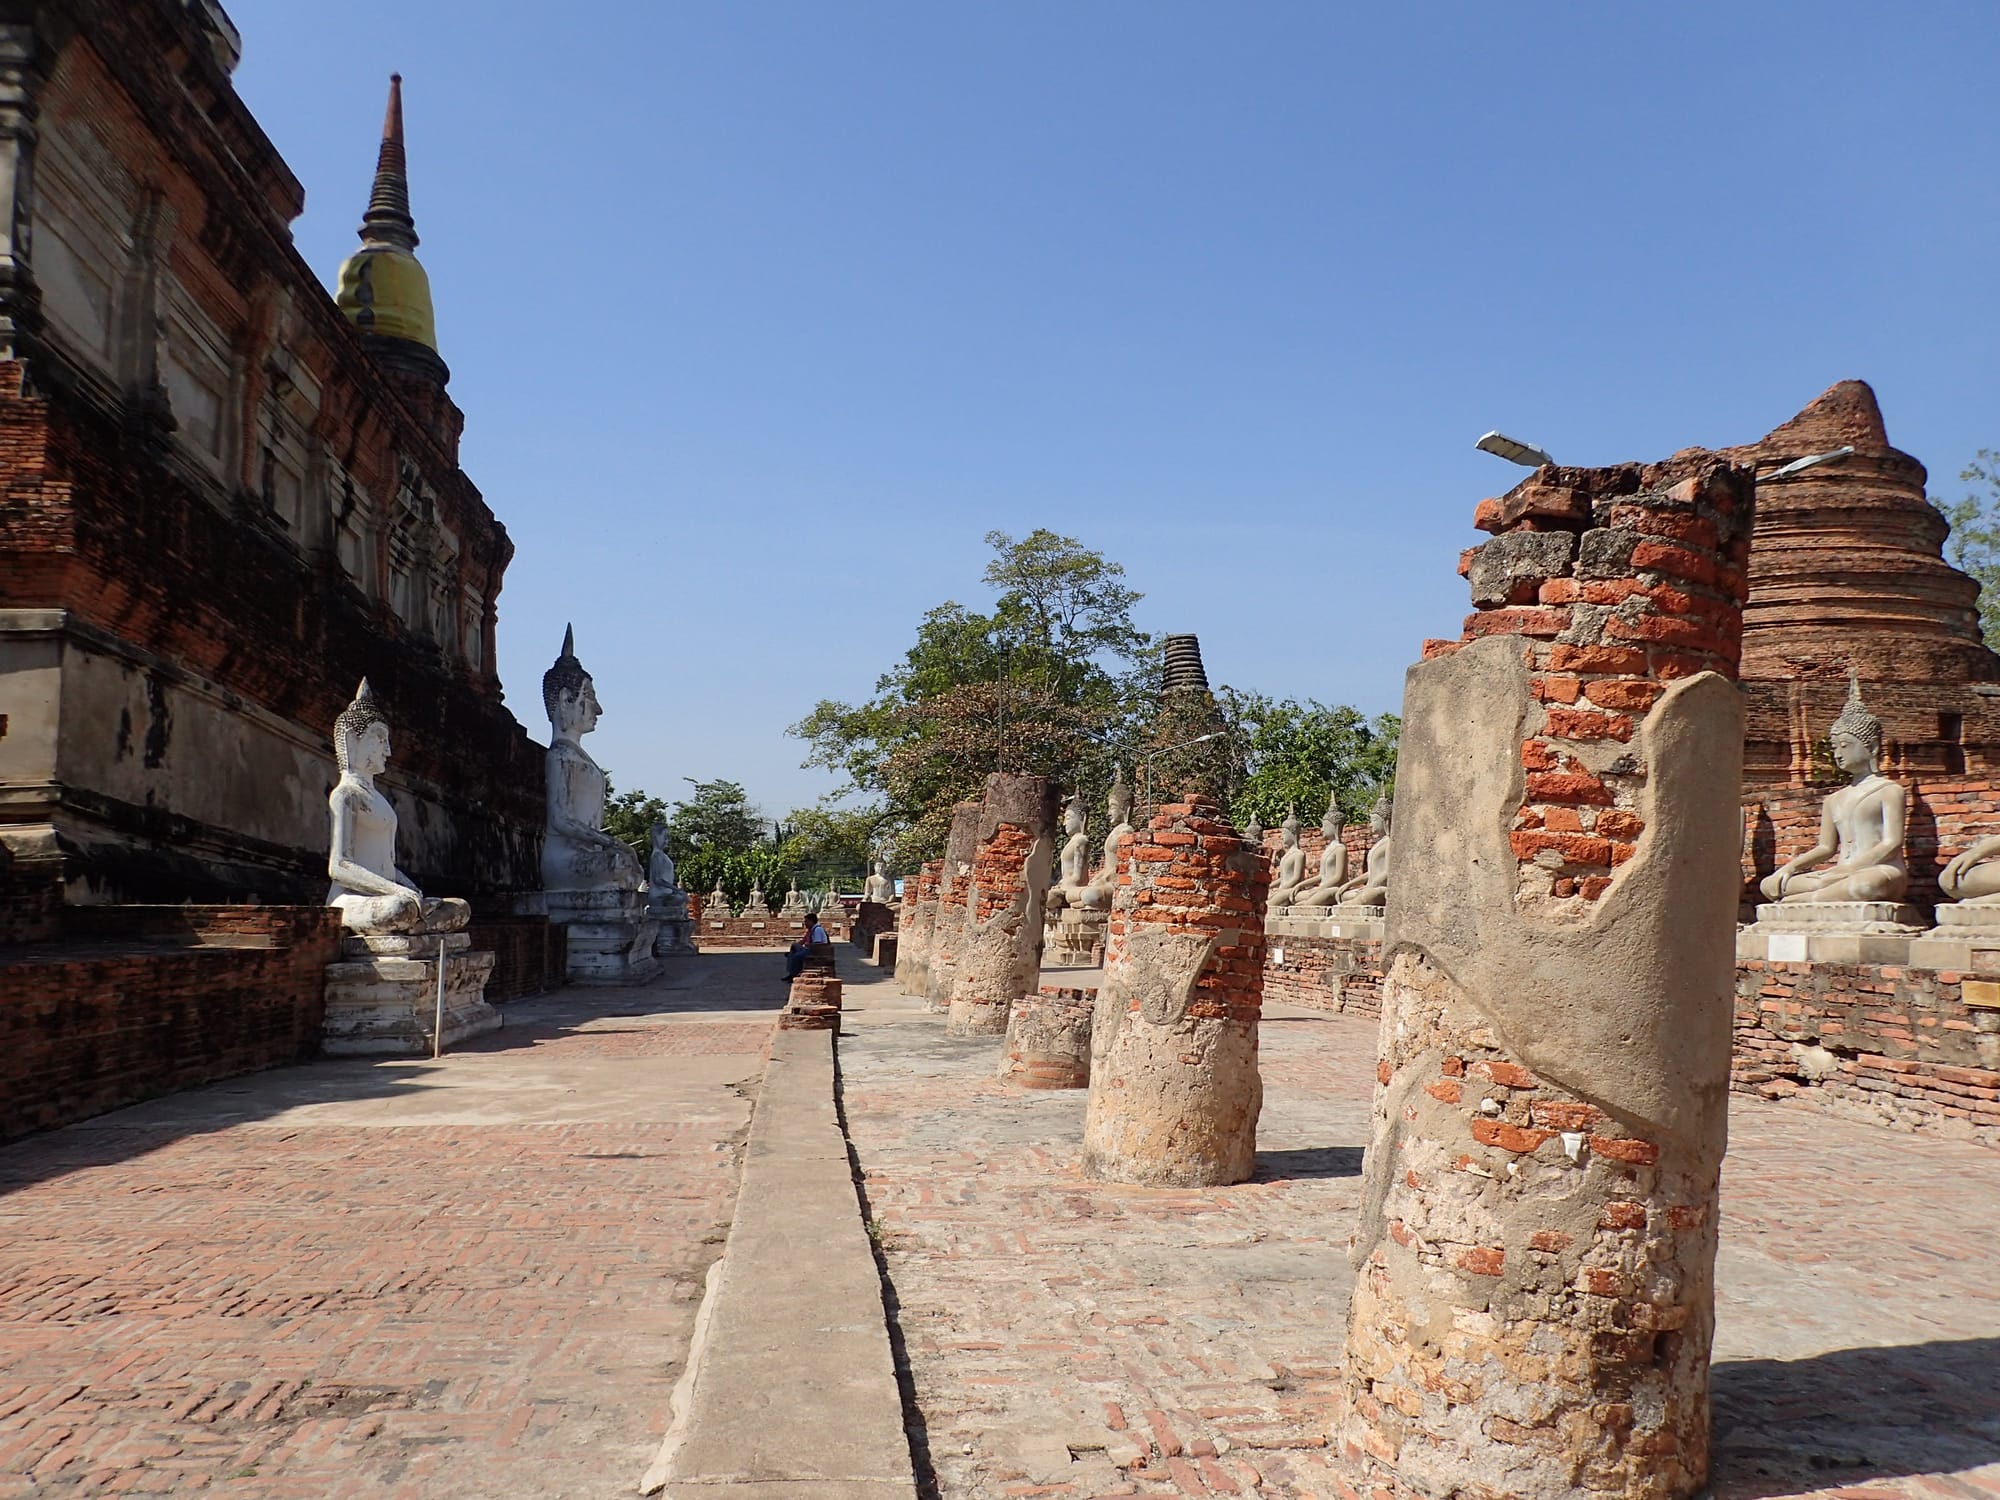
923, 802, 983, 1013
894, 858, 943, 996
948, 773, 1057, 1037
780, 943, 841, 1031
1080, 798, 1269, 1186
998, 980, 1095, 1089
1336, 455, 1755, 1500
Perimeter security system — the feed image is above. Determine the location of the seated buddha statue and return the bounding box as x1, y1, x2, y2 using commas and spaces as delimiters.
1335, 796, 1394, 909
1759, 679, 1908, 905
1079, 768, 1134, 911
540, 626, 644, 894
325, 679, 469, 934
1267, 808, 1310, 909
1289, 801, 1352, 909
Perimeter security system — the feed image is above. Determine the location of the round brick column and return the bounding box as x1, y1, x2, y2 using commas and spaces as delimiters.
947, 774, 1057, 1037
997, 980, 1095, 1088
923, 801, 983, 1013
1337, 456, 1754, 1500
1080, 798, 1268, 1186
893, 858, 942, 997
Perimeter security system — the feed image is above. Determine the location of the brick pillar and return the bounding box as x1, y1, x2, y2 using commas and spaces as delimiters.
923, 801, 983, 1013
998, 980, 1095, 1088
1080, 797, 1268, 1186
780, 944, 841, 1031
948, 773, 1057, 1037
893, 858, 942, 997
1336, 456, 1754, 1500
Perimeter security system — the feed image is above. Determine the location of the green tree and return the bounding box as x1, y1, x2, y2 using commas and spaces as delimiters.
601, 784, 670, 870
778, 803, 891, 892
664, 779, 766, 859
1935, 450, 2000, 649
1217, 689, 1399, 832
791, 529, 1157, 862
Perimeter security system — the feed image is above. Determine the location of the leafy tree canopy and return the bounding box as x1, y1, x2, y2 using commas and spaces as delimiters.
791, 529, 1158, 863
664, 779, 767, 857
1218, 690, 1399, 832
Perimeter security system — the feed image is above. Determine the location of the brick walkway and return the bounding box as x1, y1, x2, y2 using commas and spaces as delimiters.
0, 955, 783, 1498
839, 977, 2000, 1500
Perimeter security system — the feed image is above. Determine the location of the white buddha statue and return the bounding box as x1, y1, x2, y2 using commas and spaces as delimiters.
705, 880, 732, 919
1760, 678, 1908, 905
1056, 792, 1090, 891
1079, 767, 1134, 911
325, 679, 469, 934
1336, 796, 1394, 909
1268, 808, 1310, 909
540, 626, 643, 894
864, 858, 896, 904
1289, 801, 1351, 909
646, 821, 687, 917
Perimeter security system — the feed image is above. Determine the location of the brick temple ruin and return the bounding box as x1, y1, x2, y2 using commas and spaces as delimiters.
0, 1, 561, 1134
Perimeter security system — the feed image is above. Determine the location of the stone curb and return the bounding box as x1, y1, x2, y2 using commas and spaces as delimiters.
639, 1026, 916, 1498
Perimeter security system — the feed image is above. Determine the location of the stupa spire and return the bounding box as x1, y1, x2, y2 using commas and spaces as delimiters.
360, 74, 417, 251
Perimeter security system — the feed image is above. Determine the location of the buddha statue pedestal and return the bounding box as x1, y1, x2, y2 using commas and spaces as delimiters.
539, 888, 664, 984
651, 907, 698, 958
323, 930, 501, 1056
1905, 902, 2000, 972
1045, 904, 1106, 968
1265, 902, 1384, 942
1743, 900, 1929, 965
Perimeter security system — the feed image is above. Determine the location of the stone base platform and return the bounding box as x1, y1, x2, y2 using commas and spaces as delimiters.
323, 930, 501, 1056
652, 914, 698, 957
1740, 901, 1931, 964
537, 890, 663, 984
1267, 904, 1385, 941
1904, 904, 2000, 972
1043, 906, 1106, 967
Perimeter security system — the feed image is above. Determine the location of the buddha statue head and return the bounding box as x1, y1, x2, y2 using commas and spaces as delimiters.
1280, 807, 1301, 848
1828, 672, 1884, 777
1063, 791, 1086, 837
333, 678, 391, 778
1371, 796, 1394, 836
1107, 765, 1132, 828
1321, 798, 1343, 837
1245, 813, 1264, 847
542, 624, 601, 741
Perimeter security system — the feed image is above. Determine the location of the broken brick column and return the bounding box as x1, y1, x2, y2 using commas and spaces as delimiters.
1336, 456, 1754, 1500
893, 858, 942, 998
948, 773, 1058, 1037
1080, 798, 1269, 1186
923, 801, 983, 1013
780, 944, 841, 1031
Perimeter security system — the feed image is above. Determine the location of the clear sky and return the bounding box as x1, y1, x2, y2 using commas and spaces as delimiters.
225, 0, 2000, 823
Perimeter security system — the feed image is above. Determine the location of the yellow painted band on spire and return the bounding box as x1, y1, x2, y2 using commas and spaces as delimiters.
335, 243, 438, 351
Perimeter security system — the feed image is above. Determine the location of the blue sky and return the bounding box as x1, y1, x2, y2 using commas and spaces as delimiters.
226, 1, 2000, 821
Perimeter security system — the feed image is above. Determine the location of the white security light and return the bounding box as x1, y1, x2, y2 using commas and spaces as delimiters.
1761, 445, 1854, 480
1475, 431, 1555, 468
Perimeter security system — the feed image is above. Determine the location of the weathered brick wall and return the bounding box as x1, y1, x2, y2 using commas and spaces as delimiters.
1734, 958, 2000, 1146
700, 913, 851, 949
1260, 933, 1383, 1020
0, 9, 545, 906
468, 916, 566, 1002
0, 905, 341, 1140
0, 845, 61, 943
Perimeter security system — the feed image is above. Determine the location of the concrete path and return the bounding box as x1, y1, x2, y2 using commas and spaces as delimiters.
0, 952, 788, 1498
641, 1026, 915, 1499
837, 969, 2000, 1500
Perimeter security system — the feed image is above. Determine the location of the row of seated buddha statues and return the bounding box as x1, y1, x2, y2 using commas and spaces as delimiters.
1043, 769, 1135, 966
1749, 677, 2000, 960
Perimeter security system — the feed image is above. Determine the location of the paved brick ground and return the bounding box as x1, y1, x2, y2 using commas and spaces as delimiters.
839, 976, 2000, 1500
0, 955, 781, 1498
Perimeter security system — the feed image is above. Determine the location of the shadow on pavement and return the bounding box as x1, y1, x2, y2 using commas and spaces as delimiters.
1254, 1145, 1365, 1180
1712, 1336, 2000, 1496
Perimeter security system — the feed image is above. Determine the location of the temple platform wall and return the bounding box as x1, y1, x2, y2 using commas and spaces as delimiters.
0, 904, 342, 1141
